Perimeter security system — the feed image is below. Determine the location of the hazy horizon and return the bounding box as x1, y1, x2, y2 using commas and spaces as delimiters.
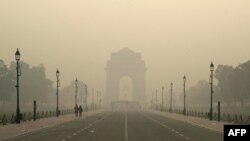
1, 0, 250, 101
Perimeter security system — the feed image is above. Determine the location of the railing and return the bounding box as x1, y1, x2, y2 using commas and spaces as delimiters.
0, 109, 74, 125
152, 108, 250, 125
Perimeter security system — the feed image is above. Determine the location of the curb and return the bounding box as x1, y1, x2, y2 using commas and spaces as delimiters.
0, 110, 105, 141
148, 110, 225, 134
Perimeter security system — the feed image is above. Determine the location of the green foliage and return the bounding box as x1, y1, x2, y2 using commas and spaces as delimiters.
215, 60, 250, 105
0, 60, 54, 104
186, 80, 219, 105
0, 60, 15, 102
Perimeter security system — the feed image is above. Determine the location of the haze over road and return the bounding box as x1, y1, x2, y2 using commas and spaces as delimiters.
4, 111, 223, 141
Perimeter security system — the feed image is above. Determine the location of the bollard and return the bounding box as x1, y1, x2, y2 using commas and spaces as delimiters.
42, 111, 44, 118
234, 114, 238, 124
222, 113, 226, 122
11, 114, 15, 123
227, 114, 231, 123
2, 114, 7, 125
23, 113, 26, 122
218, 101, 220, 122
28, 112, 31, 121
33, 100, 37, 121
239, 115, 243, 124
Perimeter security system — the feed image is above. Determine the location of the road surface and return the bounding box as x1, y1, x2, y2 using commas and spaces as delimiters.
4, 110, 223, 141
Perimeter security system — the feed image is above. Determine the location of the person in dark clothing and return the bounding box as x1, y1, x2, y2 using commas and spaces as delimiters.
78, 105, 83, 117
74, 104, 78, 117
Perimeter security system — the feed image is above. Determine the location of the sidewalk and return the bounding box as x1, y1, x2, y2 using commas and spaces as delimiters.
0, 110, 104, 141
148, 110, 231, 133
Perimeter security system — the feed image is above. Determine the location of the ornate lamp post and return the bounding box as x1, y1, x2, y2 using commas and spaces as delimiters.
170, 82, 173, 113
85, 84, 88, 111
56, 69, 60, 117
161, 87, 164, 111
92, 88, 94, 110
75, 78, 78, 105
156, 89, 158, 110
183, 75, 186, 115
209, 62, 214, 120
15, 48, 21, 123
151, 92, 154, 109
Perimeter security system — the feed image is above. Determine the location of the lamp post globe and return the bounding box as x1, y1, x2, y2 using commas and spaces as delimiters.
210, 62, 214, 71
75, 78, 78, 85
15, 48, 21, 61
56, 69, 59, 77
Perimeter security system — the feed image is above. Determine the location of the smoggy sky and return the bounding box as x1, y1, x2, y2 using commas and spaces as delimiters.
1, 0, 250, 100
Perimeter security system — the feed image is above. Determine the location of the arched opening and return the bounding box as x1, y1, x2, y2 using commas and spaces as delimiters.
119, 76, 133, 101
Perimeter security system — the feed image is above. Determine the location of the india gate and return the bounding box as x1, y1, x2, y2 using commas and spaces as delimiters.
105, 48, 147, 106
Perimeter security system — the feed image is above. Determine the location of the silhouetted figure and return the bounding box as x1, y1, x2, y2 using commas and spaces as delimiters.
74, 104, 78, 117
78, 105, 83, 117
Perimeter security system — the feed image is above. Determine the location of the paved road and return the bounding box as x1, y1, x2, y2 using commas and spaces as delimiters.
5, 110, 223, 141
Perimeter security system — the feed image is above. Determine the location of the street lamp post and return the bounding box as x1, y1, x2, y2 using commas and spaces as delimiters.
183, 75, 186, 115
165, 85, 167, 111
81, 84, 83, 106
15, 48, 21, 124
56, 69, 60, 117
75, 78, 78, 105
96, 91, 99, 110
156, 89, 158, 110
209, 62, 214, 120
98, 91, 101, 109
170, 82, 173, 113
85, 84, 88, 111
92, 88, 94, 110
151, 92, 154, 109
161, 87, 164, 111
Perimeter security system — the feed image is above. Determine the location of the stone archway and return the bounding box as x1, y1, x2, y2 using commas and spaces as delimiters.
105, 48, 146, 105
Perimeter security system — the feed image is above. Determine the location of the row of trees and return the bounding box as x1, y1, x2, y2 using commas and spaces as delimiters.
215, 60, 250, 105
186, 60, 250, 106
0, 59, 90, 111
0, 60, 54, 106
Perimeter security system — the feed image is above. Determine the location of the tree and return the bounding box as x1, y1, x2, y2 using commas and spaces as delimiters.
214, 65, 235, 104
186, 80, 219, 106
9, 61, 54, 104
0, 60, 15, 103
215, 60, 250, 106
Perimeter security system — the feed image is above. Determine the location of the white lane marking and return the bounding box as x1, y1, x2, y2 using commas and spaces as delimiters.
188, 121, 223, 134
61, 139, 66, 141
142, 113, 195, 141
124, 111, 129, 141
73, 133, 77, 136
62, 113, 112, 141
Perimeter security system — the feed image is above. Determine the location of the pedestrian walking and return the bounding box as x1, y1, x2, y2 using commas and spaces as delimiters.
74, 104, 78, 117
79, 105, 83, 117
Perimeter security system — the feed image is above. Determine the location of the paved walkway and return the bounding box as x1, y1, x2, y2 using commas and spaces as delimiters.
0, 110, 104, 141
148, 110, 231, 133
